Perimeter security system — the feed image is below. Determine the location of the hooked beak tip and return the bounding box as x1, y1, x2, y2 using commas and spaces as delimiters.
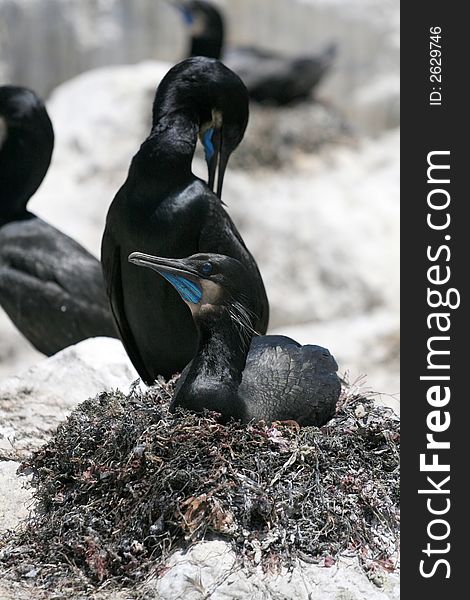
128, 252, 161, 269
128, 252, 140, 265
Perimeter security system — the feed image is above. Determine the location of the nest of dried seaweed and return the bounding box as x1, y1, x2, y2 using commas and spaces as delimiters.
0, 377, 399, 592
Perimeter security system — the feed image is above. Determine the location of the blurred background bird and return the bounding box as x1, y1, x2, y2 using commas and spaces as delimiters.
170, 0, 337, 105
0, 85, 117, 356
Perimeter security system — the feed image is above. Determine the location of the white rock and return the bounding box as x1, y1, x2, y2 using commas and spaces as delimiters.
143, 540, 399, 600
0, 316, 41, 380
351, 74, 400, 133
0, 337, 137, 459
0, 461, 32, 535
226, 130, 400, 327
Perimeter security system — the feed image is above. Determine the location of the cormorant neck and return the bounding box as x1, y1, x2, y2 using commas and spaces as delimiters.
0, 130, 52, 221
175, 310, 252, 421
190, 35, 223, 60
131, 112, 198, 184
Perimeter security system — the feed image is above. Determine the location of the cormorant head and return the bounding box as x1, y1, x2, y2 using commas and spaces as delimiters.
0, 86, 54, 215
152, 57, 248, 198
129, 251, 259, 339
169, 1, 224, 57
0, 86, 53, 151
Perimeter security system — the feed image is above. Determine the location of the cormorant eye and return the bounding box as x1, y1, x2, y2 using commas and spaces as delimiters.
201, 262, 213, 276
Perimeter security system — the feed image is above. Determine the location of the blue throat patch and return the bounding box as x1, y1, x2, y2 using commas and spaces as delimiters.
181, 8, 194, 24
159, 272, 202, 304
202, 127, 215, 162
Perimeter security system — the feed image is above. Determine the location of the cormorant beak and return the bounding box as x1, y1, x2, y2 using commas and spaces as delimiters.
128, 252, 203, 305
216, 136, 230, 199
128, 252, 198, 278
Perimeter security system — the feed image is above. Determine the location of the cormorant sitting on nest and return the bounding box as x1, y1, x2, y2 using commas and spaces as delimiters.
129, 251, 340, 426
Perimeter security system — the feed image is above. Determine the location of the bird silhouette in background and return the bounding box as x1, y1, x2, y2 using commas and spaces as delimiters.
171, 0, 337, 105
0, 85, 117, 356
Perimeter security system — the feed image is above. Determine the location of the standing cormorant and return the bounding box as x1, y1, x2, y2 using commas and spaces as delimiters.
0, 85, 117, 355
171, 0, 337, 105
129, 251, 341, 426
102, 57, 269, 384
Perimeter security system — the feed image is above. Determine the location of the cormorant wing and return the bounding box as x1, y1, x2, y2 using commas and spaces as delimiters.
101, 223, 154, 385
0, 217, 116, 355
226, 43, 337, 104
240, 336, 340, 426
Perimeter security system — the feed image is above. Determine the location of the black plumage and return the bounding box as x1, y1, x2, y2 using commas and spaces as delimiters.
0, 85, 117, 355
102, 57, 269, 384
173, 0, 337, 105
129, 251, 341, 426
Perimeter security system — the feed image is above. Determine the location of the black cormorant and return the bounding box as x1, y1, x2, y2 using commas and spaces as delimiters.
102, 57, 269, 384
171, 0, 337, 105
129, 251, 341, 426
0, 85, 117, 355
